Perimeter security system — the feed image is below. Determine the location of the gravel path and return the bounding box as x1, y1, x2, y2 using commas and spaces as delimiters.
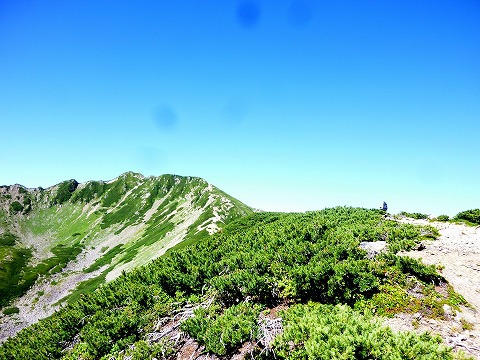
387, 219, 480, 359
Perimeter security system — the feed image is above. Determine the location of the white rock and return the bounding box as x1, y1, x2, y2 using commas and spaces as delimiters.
359, 241, 388, 259
442, 304, 452, 317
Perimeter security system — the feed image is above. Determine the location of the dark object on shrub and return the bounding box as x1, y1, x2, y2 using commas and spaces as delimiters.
454, 209, 480, 225
381, 202, 388, 212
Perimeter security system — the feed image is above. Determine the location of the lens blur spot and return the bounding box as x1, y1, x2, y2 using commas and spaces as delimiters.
236, 1, 261, 28
154, 106, 177, 130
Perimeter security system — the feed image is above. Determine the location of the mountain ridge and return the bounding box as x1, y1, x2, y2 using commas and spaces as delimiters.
0, 172, 253, 341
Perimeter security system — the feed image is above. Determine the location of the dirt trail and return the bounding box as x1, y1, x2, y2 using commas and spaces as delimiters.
387, 218, 480, 359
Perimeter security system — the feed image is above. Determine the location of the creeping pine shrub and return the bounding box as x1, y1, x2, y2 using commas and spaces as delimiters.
400, 211, 429, 220
0, 233, 17, 246
9, 201, 23, 213
454, 209, 480, 225
436, 215, 450, 222
181, 302, 261, 356
393, 255, 444, 285
52, 180, 79, 205
383, 223, 438, 253
111, 340, 175, 360
2, 307, 19, 315
273, 303, 462, 360
76, 308, 142, 358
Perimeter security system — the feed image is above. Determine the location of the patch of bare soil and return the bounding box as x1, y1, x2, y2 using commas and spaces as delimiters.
387, 218, 480, 359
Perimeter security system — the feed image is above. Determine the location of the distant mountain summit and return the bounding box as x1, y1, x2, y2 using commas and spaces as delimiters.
0, 172, 253, 340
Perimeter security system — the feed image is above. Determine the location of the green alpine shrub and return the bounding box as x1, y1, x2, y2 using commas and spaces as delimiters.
273, 303, 462, 360
454, 209, 480, 225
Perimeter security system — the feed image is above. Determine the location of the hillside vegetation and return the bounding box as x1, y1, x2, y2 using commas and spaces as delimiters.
0, 172, 252, 339
0, 207, 471, 359
453, 209, 480, 226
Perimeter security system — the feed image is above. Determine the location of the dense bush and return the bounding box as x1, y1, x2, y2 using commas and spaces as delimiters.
2, 307, 19, 315
113, 340, 174, 360
273, 303, 457, 359
181, 302, 261, 355
391, 255, 443, 285
454, 209, 480, 225
436, 215, 450, 222
400, 211, 429, 220
77, 308, 141, 357
70, 181, 107, 203
9, 201, 23, 213
22, 197, 32, 214
52, 180, 79, 205
0, 246, 33, 307
0, 232, 17, 246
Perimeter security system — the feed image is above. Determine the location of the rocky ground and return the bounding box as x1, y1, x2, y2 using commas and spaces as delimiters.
386, 218, 480, 359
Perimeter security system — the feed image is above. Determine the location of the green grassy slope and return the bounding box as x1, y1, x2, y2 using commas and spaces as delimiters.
0, 207, 470, 359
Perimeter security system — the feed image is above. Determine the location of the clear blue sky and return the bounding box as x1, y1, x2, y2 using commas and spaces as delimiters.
1, 1, 479, 216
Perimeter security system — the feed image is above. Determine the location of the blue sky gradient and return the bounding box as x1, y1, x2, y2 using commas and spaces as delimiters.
1, 1, 479, 215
